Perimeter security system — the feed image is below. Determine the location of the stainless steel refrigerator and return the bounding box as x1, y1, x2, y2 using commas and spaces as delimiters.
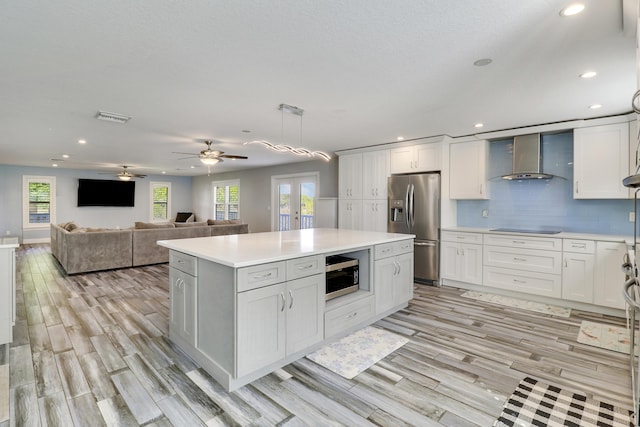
388, 172, 440, 284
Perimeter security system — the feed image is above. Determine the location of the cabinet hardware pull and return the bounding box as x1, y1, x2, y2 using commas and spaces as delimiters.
253, 272, 273, 279
396, 261, 401, 274
565, 259, 568, 268
513, 279, 526, 284
575, 181, 579, 194
571, 244, 586, 248
513, 257, 527, 262
346, 312, 358, 319
280, 293, 286, 312
512, 240, 526, 244
479, 184, 483, 195
289, 290, 293, 309
297, 264, 313, 270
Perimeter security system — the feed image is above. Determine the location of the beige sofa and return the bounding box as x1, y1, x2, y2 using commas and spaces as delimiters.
50, 221, 249, 274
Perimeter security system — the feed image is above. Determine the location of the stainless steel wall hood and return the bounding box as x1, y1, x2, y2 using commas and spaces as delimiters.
502, 133, 553, 180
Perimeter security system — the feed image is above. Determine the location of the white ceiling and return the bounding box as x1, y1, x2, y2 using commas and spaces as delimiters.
0, 0, 636, 176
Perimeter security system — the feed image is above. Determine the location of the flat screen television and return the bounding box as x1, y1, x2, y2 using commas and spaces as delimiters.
77, 179, 135, 207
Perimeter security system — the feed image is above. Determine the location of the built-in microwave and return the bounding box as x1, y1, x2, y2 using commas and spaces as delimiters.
325, 255, 359, 300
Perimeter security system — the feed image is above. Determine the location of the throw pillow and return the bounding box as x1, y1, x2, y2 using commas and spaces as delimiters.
174, 212, 194, 223
134, 221, 176, 229
61, 221, 78, 232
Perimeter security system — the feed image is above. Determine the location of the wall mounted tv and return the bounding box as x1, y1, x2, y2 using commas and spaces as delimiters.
77, 179, 135, 207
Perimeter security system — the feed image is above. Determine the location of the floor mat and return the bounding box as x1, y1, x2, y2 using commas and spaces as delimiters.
577, 320, 638, 355
306, 326, 408, 379
461, 290, 571, 317
494, 377, 634, 427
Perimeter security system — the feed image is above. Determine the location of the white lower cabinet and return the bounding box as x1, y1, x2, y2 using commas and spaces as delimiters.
594, 241, 627, 309
169, 262, 197, 346
237, 274, 324, 377
375, 252, 413, 314
441, 231, 483, 285
561, 252, 595, 303
0, 244, 17, 345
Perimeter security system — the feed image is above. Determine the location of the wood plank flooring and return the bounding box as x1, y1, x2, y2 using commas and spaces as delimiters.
0, 244, 634, 426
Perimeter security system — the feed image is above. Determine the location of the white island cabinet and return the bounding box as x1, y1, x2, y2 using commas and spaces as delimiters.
158, 228, 414, 391
0, 238, 18, 345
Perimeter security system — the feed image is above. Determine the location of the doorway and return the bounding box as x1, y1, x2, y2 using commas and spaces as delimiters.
272, 173, 318, 231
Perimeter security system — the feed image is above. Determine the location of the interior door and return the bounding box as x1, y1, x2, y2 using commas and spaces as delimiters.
273, 174, 317, 231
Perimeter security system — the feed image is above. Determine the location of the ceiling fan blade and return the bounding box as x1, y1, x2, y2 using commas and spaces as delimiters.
131, 174, 146, 178
172, 151, 199, 156
177, 155, 198, 160
219, 154, 248, 159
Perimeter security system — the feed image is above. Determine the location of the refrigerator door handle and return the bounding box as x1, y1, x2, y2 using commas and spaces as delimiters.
415, 241, 436, 247
405, 184, 411, 228
410, 184, 415, 229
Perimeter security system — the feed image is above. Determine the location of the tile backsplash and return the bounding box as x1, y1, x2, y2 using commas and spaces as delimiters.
456, 131, 635, 235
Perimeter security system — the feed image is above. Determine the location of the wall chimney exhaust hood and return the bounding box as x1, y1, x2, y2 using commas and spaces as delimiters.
502, 133, 553, 180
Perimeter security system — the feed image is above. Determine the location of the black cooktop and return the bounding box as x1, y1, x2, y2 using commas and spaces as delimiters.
489, 228, 562, 235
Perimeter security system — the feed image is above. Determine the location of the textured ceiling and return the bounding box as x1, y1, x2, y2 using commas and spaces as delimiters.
0, 0, 636, 176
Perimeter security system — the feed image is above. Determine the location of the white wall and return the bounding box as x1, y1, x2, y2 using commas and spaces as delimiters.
192, 158, 339, 232
0, 165, 192, 242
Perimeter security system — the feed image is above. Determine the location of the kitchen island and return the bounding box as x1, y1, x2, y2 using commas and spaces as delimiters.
158, 228, 415, 391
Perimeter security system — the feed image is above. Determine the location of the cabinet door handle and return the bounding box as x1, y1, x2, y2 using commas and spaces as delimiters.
252, 272, 273, 279
513, 257, 527, 262
280, 293, 286, 312
512, 240, 526, 245
479, 184, 483, 195
565, 259, 568, 268
513, 279, 527, 284
288, 290, 294, 309
571, 244, 586, 249
396, 261, 401, 275
297, 264, 314, 270
575, 181, 579, 194
346, 311, 358, 319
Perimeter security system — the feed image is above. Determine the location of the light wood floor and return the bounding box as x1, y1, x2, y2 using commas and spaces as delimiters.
0, 244, 634, 426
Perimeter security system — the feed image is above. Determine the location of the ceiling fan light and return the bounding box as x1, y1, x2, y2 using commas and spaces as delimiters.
118, 175, 132, 181
200, 157, 219, 165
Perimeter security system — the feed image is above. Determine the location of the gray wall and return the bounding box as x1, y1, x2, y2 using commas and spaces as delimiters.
0, 164, 192, 242
192, 158, 339, 232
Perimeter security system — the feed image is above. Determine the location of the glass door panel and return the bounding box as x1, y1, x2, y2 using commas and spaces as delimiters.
272, 175, 317, 231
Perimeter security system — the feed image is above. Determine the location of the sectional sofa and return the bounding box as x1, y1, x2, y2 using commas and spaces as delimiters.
50, 220, 249, 274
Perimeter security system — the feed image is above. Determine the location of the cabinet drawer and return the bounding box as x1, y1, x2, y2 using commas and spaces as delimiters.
238, 262, 286, 292
563, 239, 595, 254
287, 255, 325, 280
325, 295, 375, 338
169, 251, 197, 276
484, 234, 561, 251
483, 266, 562, 298
375, 239, 413, 260
442, 231, 483, 244
483, 246, 562, 274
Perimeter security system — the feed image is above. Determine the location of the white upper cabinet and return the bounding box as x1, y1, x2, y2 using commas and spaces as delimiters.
390, 143, 441, 174
573, 122, 630, 199
449, 140, 489, 199
338, 153, 363, 199
362, 150, 390, 200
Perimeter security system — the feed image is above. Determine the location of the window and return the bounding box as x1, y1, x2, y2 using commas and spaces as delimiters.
150, 182, 171, 222
212, 180, 240, 220
23, 176, 56, 229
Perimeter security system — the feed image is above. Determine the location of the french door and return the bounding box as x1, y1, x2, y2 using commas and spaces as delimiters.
272, 173, 318, 231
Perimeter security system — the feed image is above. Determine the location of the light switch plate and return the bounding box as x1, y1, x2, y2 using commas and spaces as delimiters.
630, 212, 636, 222
482, 209, 489, 218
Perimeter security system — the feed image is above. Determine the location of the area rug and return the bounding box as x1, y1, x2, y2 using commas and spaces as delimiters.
494, 377, 634, 427
461, 290, 571, 317
577, 320, 638, 356
306, 326, 409, 379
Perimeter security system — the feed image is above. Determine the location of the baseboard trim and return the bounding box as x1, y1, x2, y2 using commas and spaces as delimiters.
22, 237, 50, 244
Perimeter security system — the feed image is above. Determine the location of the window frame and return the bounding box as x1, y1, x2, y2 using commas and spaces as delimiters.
22, 175, 56, 229
211, 180, 240, 221
149, 181, 171, 222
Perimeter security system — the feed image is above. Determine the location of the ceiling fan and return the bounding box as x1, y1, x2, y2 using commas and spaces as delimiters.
173, 140, 248, 165
100, 165, 146, 181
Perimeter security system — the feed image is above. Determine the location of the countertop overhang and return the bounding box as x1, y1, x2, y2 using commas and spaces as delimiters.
158, 228, 415, 268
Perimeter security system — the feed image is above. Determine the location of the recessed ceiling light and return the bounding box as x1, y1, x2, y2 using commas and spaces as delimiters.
473, 58, 492, 67
190, 165, 195, 169
78, 139, 86, 144
52, 163, 58, 167
162, 171, 166, 174
560, 3, 585, 16
396, 136, 404, 141
579, 71, 597, 79
62, 154, 70, 158
474, 123, 484, 128
589, 104, 602, 109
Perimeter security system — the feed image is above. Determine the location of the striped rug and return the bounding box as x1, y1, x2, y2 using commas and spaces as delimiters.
494, 377, 634, 427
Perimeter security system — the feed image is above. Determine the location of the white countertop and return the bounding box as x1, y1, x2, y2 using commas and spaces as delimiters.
158, 228, 415, 268
0, 237, 19, 249
442, 226, 633, 244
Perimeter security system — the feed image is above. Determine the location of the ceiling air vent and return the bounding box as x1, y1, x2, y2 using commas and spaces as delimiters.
95, 110, 131, 124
